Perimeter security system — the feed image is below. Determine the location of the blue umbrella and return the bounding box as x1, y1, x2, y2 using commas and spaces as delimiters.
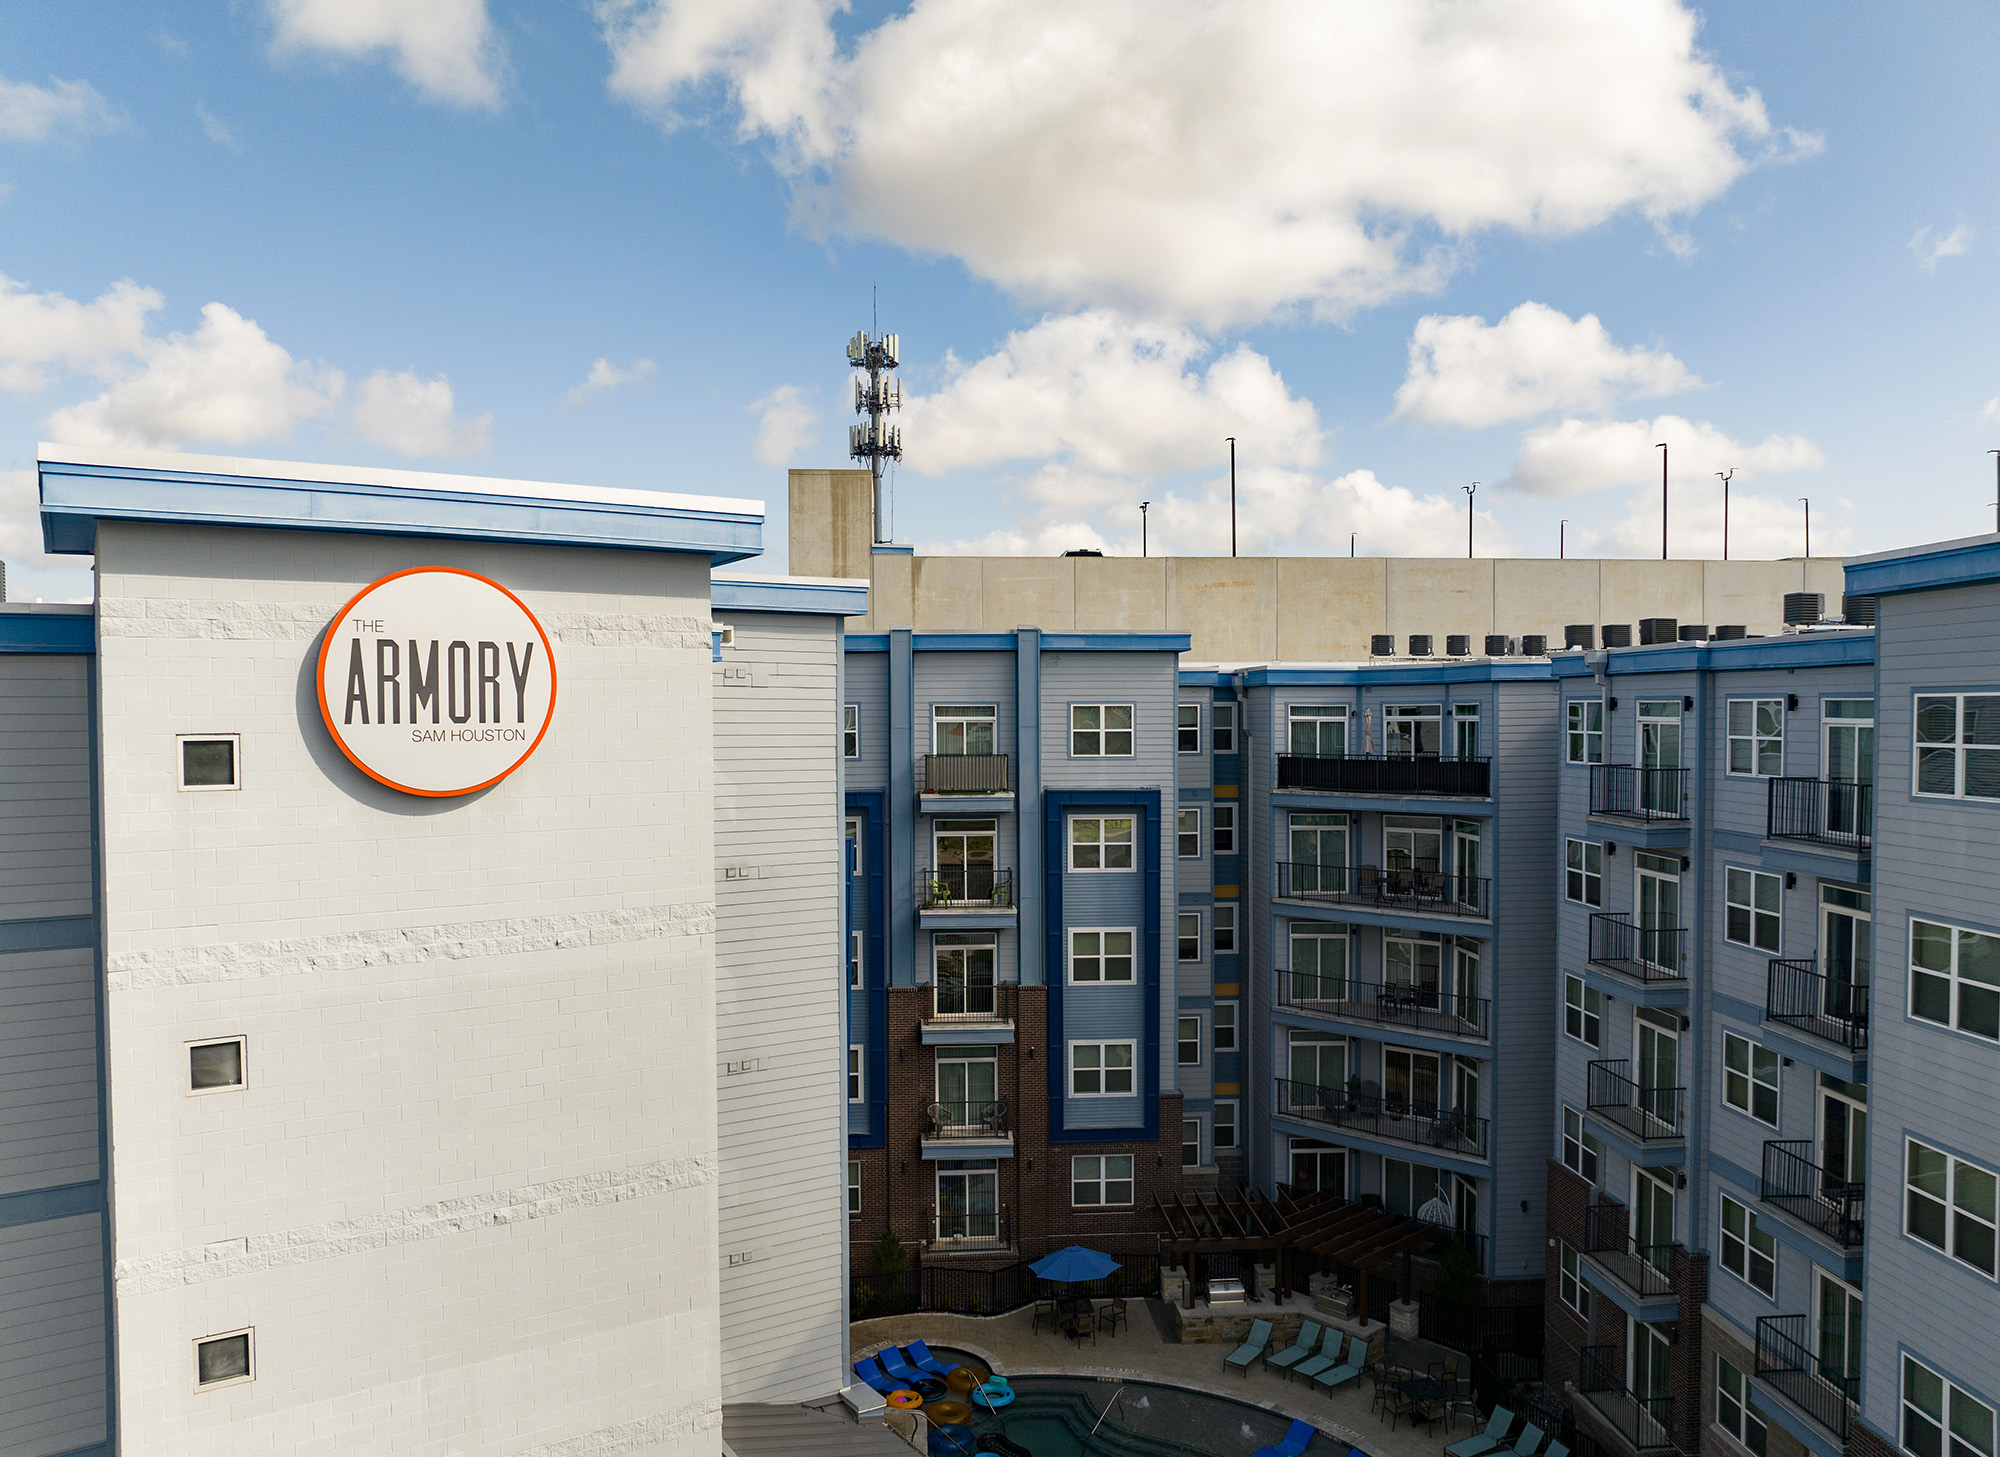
1030, 1245, 1122, 1283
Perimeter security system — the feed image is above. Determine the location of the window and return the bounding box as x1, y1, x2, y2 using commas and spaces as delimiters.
1286, 1031, 1346, 1100
845, 814, 864, 876
1726, 869, 1783, 953
1178, 703, 1201, 753
848, 1159, 861, 1214
843, 704, 859, 759
1562, 1107, 1599, 1184
1565, 839, 1602, 906
1384, 1157, 1440, 1217
1215, 1099, 1238, 1150
1904, 1354, 1996, 1457
1214, 1001, 1237, 1051
1069, 929, 1135, 984
1072, 704, 1134, 756
1453, 702, 1481, 760
849, 931, 861, 988
1182, 1117, 1201, 1167
1213, 904, 1237, 954
1070, 816, 1135, 871
195, 1330, 254, 1391
1071, 1154, 1134, 1207
1723, 1032, 1779, 1126
1557, 1241, 1591, 1321
1906, 1138, 1999, 1278
1070, 1041, 1135, 1096
1288, 704, 1347, 757
1564, 976, 1602, 1048
188, 1037, 246, 1094
1385, 704, 1443, 757
1178, 808, 1201, 858
1566, 700, 1604, 764
848, 1046, 864, 1103
1178, 913, 1200, 962
936, 1047, 998, 1124
1720, 1194, 1777, 1296
933, 703, 996, 755
1717, 1357, 1770, 1456
1212, 804, 1236, 855
1213, 703, 1237, 753
177, 734, 239, 791
1727, 698, 1785, 777
933, 933, 997, 1017
1916, 694, 2000, 800
1911, 918, 2000, 1042
1178, 1016, 1201, 1066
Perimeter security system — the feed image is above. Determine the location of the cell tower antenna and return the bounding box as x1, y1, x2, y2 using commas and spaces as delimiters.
846, 315, 902, 543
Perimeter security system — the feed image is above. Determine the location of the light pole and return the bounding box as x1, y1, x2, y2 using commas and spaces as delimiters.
1463, 482, 1478, 558
1350, 531, 1356, 558
1799, 498, 1811, 559
1989, 450, 1999, 533
1716, 469, 1734, 560
1226, 437, 1237, 557
1560, 520, 1568, 560
1656, 442, 1669, 559
1140, 500, 1150, 557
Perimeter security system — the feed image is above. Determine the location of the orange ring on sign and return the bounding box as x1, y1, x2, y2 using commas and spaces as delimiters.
314, 565, 559, 798
888, 1390, 924, 1409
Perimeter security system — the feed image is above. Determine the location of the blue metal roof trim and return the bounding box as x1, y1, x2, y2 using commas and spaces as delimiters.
40, 459, 765, 564
1241, 660, 1555, 686
710, 577, 869, 616
0, 610, 94, 654
913, 632, 1018, 651
846, 633, 891, 652
1179, 668, 1232, 686
1040, 632, 1191, 652
1844, 535, 2000, 597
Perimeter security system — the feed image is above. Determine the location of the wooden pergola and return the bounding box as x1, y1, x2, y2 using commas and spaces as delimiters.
1152, 1186, 1442, 1313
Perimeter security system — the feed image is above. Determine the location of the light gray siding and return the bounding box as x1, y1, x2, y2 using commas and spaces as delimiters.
843, 652, 888, 789
0, 657, 92, 920
0, 948, 99, 1198
0, 1212, 107, 1457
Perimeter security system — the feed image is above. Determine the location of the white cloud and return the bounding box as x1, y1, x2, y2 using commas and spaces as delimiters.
1394, 302, 1699, 429
600, 0, 1804, 326
0, 76, 117, 142
746, 383, 819, 465
196, 102, 243, 152
0, 273, 162, 393
564, 356, 657, 407
1507, 414, 1823, 499
1981, 397, 2000, 427
1911, 224, 1972, 269
351, 370, 491, 457
265, 0, 504, 109
46, 302, 345, 450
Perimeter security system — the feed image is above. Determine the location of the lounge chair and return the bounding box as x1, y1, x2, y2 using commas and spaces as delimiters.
877, 1346, 927, 1386
1542, 1443, 1569, 1457
852, 1356, 902, 1395
1312, 1335, 1369, 1393
1444, 1406, 1514, 1457
1225, 1318, 1274, 1377
1250, 1418, 1321, 1457
1291, 1328, 1345, 1385
1268, 1320, 1323, 1373
1506, 1424, 1546, 1457
905, 1340, 954, 1378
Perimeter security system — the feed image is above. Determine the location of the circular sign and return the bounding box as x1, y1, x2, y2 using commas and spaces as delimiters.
316, 567, 557, 797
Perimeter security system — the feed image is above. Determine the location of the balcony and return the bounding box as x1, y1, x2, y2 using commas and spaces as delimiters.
1583, 1201, 1677, 1300
1274, 1077, 1488, 1158
921, 753, 1011, 795
1765, 958, 1868, 1051
1277, 752, 1490, 797
925, 1099, 1010, 1141
1761, 1140, 1864, 1248
1589, 765, 1689, 822
1756, 1314, 1858, 1442
1766, 776, 1872, 852
1275, 861, 1490, 919
1578, 1346, 1679, 1454
923, 981, 1015, 1040
1586, 1059, 1685, 1143
1589, 913, 1688, 983
1276, 969, 1489, 1040
919, 866, 1015, 910
926, 1202, 1013, 1252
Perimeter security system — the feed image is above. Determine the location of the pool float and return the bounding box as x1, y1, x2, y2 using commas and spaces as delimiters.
972, 1377, 1015, 1409
944, 1365, 990, 1395
887, 1389, 923, 1410
926, 1399, 973, 1426
912, 1377, 947, 1400
928, 1421, 976, 1454
974, 1434, 1033, 1456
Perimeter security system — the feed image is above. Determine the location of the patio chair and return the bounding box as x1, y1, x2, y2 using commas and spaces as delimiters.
1505, 1424, 1546, 1457
1291, 1328, 1344, 1385
877, 1347, 927, 1387
1312, 1335, 1368, 1394
851, 1357, 902, 1396
1268, 1320, 1323, 1373
1444, 1406, 1514, 1457
1031, 1296, 1059, 1334
1541, 1442, 1569, 1457
905, 1340, 954, 1378
1225, 1318, 1274, 1377
1250, 1418, 1322, 1457
1097, 1298, 1128, 1336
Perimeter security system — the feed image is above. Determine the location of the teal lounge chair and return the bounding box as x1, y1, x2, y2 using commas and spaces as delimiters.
1506, 1424, 1546, 1457
1542, 1442, 1569, 1457
1268, 1320, 1323, 1373
852, 1357, 902, 1395
1312, 1335, 1369, 1393
1445, 1406, 1514, 1457
1290, 1328, 1344, 1385
1225, 1318, 1274, 1377
1250, 1418, 1321, 1457
905, 1340, 954, 1378
877, 1346, 927, 1386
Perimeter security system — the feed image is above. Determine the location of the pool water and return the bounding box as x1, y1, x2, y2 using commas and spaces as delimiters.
939, 1375, 1334, 1457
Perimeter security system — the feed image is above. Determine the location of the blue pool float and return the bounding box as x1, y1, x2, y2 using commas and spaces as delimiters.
929, 1421, 976, 1454
973, 1377, 1015, 1409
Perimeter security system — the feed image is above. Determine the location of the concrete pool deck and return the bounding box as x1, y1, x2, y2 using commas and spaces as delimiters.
852, 1302, 1460, 1457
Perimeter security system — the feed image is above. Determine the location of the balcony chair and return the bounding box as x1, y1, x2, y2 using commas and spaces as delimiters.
1224, 1318, 1273, 1377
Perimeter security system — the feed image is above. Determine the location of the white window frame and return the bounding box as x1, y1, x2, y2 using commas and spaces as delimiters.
1213, 903, 1237, 954
1723, 1031, 1780, 1127
1069, 1040, 1136, 1097
1212, 803, 1236, 855
1178, 807, 1201, 859
1720, 1193, 1778, 1297
1068, 927, 1137, 985
1562, 1106, 1599, 1184
1177, 912, 1201, 962
1071, 1153, 1135, 1207
1068, 815, 1136, 872
1178, 703, 1201, 753
1564, 976, 1602, 1049
1557, 1240, 1591, 1320
1214, 1098, 1238, 1150
194, 1328, 255, 1392
1287, 704, 1348, 757
1725, 868, 1784, 954
176, 733, 241, 792
1902, 1353, 1997, 1457
848, 1046, 864, 1103
1915, 693, 2000, 801
1566, 700, 1604, 765
1911, 918, 2000, 1044
1565, 838, 1602, 906
843, 704, 859, 759
849, 930, 862, 988
932, 702, 997, 755
848, 1158, 861, 1214
1181, 1116, 1202, 1167
845, 814, 864, 876
1716, 1356, 1771, 1456
1213, 1000, 1238, 1052
1905, 1137, 2000, 1279
1071, 703, 1135, 757
1178, 1015, 1202, 1067
1213, 702, 1237, 753
186, 1036, 247, 1095
1727, 697, 1786, 777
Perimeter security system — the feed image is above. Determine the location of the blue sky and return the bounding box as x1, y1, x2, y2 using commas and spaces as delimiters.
2, 1, 1997, 601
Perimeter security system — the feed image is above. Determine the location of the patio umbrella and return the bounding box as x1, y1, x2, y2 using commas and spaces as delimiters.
1029, 1245, 1122, 1283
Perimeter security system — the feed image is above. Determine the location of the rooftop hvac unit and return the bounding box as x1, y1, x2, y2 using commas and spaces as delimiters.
1370, 634, 1395, 656
1784, 592, 1824, 625
1407, 634, 1433, 657
1601, 624, 1633, 648
1521, 634, 1548, 656
1677, 624, 1710, 642
1564, 624, 1595, 651
1484, 634, 1509, 656
1446, 634, 1470, 656
1638, 617, 1678, 646
1842, 594, 1878, 626
1714, 624, 1748, 640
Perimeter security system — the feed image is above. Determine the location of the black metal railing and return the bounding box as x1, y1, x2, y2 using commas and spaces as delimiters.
1276, 969, 1489, 1038
1765, 958, 1868, 1050
1274, 861, 1491, 917
1590, 764, 1690, 821
1767, 776, 1872, 851
1589, 913, 1688, 981
1277, 753, 1490, 796
921, 753, 1011, 794
925, 1099, 1010, 1140
918, 865, 1015, 910
1757, 1314, 1857, 1441
1761, 1140, 1864, 1247
1274, 1077, 1488, 1157
925, 980, 1015, 1025
1586, 1059, 1685, 1141
1579, 1347, 1677, 1454
1584, 1201, 1677, 1298
926, 1201, 1013, 1250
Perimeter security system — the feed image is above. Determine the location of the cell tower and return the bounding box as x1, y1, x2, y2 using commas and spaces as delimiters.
846, 329, 902, 543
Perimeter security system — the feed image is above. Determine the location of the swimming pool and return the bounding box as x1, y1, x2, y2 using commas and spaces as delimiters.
929, 1373, 1330, 1457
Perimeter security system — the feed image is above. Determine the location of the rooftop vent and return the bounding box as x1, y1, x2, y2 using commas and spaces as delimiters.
1061, 548, 1104, 557
1639, 617, 1678, 646
1677, 624, 1709, 642
1446, 634, 1470, 657
1564, 624, 1595, 651
1407, 634, 1433, 657
1370, 634, 1395, 657
1481, 634, 1507, 656
1601, 624, 1633, 648
1714, 624, 1748, 640
1842, 594, 1878, 626
1783, 592, 1824, 625
1521, 634, 1548, 656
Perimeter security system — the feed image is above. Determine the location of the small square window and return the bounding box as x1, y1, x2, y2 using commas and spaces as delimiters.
848, 1046, 864, 1103
1213, 1001, 1237, 1051
1178, 808, 1201, 859
195, 1329, 253, 1390
1181, 1117, 1201, 1166
1178, 1016, 1201, 1066
843, 705, 859, 759
1178, 913, 1201, 962
847, 1159, 861, 1215
177, 735, 240, 791
1213, 903, 1237, 954
1178, 704, 1201, 753
1213, 703, 1237, 754
1212, 804, 1236, 855
188, 1037, 246, 1094
1214, 1099, 1238, 1149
